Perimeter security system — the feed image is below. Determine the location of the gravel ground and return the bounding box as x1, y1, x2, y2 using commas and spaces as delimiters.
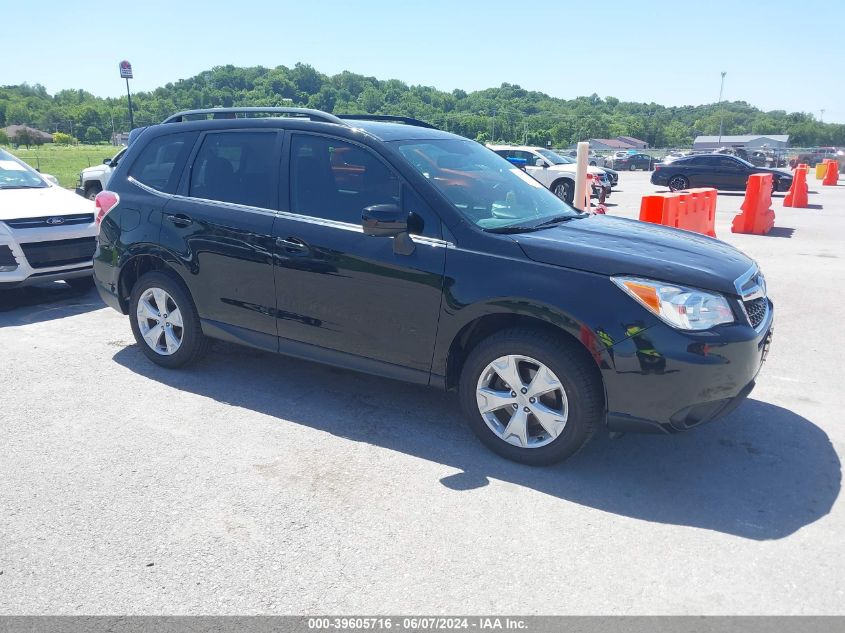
1, 171, 843, 614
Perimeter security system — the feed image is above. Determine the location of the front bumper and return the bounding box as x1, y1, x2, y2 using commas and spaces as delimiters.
0, 222, 97, 287
603, 303, 774, 434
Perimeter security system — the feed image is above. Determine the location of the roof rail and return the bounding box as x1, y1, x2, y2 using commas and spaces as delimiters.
160, 107, 346, 125
336, 114, 438, 129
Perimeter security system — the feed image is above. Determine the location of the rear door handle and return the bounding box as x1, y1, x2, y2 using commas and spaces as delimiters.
276, 236, 310, 254
166, 213, 193, 227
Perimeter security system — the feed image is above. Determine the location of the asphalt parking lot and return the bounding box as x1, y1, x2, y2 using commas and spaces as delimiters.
1, 171, 843, 615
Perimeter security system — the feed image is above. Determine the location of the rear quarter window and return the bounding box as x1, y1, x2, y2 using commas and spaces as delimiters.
128, 132, 197, 194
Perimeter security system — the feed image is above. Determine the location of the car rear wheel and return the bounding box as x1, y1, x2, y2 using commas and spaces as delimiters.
129, 271, 208, 368
551, 179, 574, 204
628, 164, 637, 171
668, 175, 689, 191
458, 328, 603, 465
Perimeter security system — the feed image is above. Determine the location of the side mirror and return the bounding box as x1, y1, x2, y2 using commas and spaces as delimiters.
535, 158, 547, 168
103, 158, 112, 164
362, 204, 407, 237
362, 204, 414, 255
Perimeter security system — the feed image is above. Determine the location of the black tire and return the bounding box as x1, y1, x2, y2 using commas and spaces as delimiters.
458, 328, 604, 466
551, 179, 574, 204
64, 276, 94, 291
84, 183, 102, 201
628, 163, 637, 171
668, 175, 689, 191
128, 270, 208, 368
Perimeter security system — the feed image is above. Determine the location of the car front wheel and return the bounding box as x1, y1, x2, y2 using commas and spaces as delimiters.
129, 271, 208, 368
458, 328, 604, 465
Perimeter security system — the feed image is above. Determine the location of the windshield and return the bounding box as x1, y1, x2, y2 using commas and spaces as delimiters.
0, 149, 47, 189
733, 156, 755, 168
394, 139, 581, 230
536, 149, 571, 165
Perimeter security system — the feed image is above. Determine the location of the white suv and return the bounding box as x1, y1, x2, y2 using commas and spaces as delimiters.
0, 148, 97, 289
75, 147, 126, 200
487, 145, 610, 204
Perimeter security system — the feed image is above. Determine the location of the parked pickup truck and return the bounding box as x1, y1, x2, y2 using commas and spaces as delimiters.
488, 145, 611, 204
75, 147, 126, 200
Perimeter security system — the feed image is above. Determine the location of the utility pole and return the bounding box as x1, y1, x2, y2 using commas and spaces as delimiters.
523, 120, 528, 145
491, 109, 497, 143
820, 109, 825, 123
717, 71, 727, 144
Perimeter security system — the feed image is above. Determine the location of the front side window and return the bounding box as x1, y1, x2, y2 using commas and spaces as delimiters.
128, 132, 196, 194
536, 149, 570, 165
189, 132, 277, 208
290, 134, 400, 224
395, 139, 580, 231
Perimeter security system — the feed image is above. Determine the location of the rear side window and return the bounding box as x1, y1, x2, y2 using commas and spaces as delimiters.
128, 132, 196, 194
189, 132, 278, 209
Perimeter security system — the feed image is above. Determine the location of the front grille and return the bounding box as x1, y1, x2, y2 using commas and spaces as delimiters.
744, 297, 768, 329
3, 213, 95, 229
0, 245, 18, 269
19, 237, 96, 269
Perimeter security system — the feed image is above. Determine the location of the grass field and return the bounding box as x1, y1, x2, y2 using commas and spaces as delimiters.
2, 144, 121, 189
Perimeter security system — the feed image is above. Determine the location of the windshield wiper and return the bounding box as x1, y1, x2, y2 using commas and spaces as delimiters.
0, 184, 46, 190
484, 225, 544, 234
533, 214, 586, 228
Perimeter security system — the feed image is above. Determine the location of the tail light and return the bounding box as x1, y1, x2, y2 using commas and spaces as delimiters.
94, 191, 120, 228
653, 164, 662, 171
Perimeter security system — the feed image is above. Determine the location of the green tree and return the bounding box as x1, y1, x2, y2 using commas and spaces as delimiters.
84, 126, 103, 144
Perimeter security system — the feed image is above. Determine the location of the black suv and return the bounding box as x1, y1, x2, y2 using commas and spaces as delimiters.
93, 107, 773, 465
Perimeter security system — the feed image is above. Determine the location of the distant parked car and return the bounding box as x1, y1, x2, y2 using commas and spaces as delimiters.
0, 148, 97, 289
76, 147, 127, 200
662, 151, 689, 164
488, 145, 611, 203
566, 149, 605, 167
792, 147, 842, 168
609, 153, 654, 171
651, 154, 793, 192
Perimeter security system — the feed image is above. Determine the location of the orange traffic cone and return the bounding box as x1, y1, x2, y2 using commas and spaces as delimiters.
822, 160, 840, 186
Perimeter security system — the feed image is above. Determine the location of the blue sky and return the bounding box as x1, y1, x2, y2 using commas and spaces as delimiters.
4, 0, 843, 123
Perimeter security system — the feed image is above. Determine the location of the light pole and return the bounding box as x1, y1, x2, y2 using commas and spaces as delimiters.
820, 109, 825, 123
717, 71, 727, 144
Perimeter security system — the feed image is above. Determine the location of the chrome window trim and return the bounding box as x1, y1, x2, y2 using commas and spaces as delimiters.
129, 177, 453, 248
129, 176, 172, 199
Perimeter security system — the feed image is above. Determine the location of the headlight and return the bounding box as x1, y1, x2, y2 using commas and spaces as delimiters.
612, 276, 735, 331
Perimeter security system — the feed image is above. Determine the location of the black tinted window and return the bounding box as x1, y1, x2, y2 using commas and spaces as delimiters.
290, 134, 400, 223
189, 132, 277, 208
129, 132, 196, 193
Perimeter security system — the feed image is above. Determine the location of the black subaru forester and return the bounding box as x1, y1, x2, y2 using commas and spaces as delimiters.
93, 108, 773, 465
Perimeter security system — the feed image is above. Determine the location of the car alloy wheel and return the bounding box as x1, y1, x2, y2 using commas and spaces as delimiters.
475, 354, 568, 449
552, 180, 573, 203
136, 287, 184, 355
668, 176, 689, 191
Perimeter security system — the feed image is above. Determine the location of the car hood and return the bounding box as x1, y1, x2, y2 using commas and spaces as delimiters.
0, 185, 95, 220
81, 165, 108, 177
549, 164, 606, 175
511, 214, 754, 295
